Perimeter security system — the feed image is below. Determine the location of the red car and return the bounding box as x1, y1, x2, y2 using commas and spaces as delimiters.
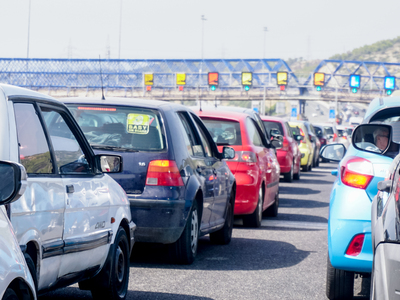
195, 109, 280, 228
261, 116, 302, 182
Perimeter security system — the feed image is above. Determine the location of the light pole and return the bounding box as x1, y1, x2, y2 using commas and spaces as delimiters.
27, 0, 32, 58
118, 0, 122, 59
263, 27, 268, 59
201, 15, 207, 60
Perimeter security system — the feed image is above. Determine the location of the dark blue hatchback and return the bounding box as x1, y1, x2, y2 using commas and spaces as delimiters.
62, 98, 236, 264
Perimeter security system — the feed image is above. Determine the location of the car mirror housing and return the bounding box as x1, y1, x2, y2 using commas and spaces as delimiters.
319, 144, 346, 162
352, 124, 392, 154
96, 154, 123, 173
377, 180, 392, 193
0, 161, 27, 205
271, 138, 283, 149
222, 147, 235, 160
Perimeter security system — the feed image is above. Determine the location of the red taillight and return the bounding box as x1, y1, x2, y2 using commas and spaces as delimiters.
340, 156, 374, 189
300, 128, 306, 144
282, 138, 289, 151
346, 234, 365, 256
320, 138, 326, 145
146, 160, 184, 186
333, 133, 337, 142
232, 151, 257, 163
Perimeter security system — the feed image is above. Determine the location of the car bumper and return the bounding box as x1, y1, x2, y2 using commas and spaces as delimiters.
233, 180, 259, 215
300, 150, 311, 166
328, 183, 373, 273
128, 186, 188, 244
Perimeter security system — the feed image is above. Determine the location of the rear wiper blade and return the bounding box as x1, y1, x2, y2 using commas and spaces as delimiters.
91, 145, 138, 152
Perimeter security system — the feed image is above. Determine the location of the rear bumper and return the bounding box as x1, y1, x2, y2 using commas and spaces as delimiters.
233, 181, 259, 215
128, 186, 188, 244
277, 150, 291, 174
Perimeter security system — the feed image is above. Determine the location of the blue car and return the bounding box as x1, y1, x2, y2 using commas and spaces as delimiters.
321, 96, 400, 300
60, 98, 237, 265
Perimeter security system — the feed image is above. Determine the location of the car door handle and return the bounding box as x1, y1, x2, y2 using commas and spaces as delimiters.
66, 185, 75, 194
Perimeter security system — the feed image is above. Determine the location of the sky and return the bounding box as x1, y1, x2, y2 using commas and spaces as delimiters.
1, 0, 400, 61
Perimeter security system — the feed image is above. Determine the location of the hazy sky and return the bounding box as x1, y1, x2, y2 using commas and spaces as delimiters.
1, 0, 399, 61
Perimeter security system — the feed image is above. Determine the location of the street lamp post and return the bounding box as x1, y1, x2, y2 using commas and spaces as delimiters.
198, 15, 207, 108
118, 0, 122, 59
201, 15, 207, 60
263, 27, 268, 59
27, 0, 32, 58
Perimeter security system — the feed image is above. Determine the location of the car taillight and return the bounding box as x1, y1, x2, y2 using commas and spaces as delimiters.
282, 138, 289, 151
340, 156, 374, 189
146, 160, 184, 186
320, 138, 326, 145
346, 234, 365, 256
333, 133, 337, 142
300, 128, 306, 144
232, 151, 257, 163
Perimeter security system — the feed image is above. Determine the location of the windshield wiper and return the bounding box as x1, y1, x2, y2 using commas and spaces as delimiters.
91, 145, 139, 152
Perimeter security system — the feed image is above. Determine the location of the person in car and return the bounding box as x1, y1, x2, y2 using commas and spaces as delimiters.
373, 127, 390, 150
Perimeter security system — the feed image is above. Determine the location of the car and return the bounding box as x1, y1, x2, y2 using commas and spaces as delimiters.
62, 98, 237, 264
313, 124, 329, 147
261, 116, 301, 182
336, 125, 351, 148
349, 116, 363, 126
0, 161, 36, 300
195, 109, 281, 227
370, 143, 400, 299
300, 121, 321, 167
288, 121, 314, 172
1, 84, 135, 299
320, 96, 400, 300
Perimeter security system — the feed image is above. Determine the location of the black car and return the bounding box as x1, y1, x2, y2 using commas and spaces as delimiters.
62, 98, 236, 264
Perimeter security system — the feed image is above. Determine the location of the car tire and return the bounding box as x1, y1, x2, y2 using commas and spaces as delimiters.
2, 288, 19, 300
24, 253, 38, 293
91, 227, 130, 300
283, 163, 293, 183
169, 200, 199, 265
210, 193, 234, 245
301, 165, 308, 172
293, 162, 300, 180
326, 255, 354, 300
316, 154, 320, 167
264, 191, 279, 217
243, 187, 263, 228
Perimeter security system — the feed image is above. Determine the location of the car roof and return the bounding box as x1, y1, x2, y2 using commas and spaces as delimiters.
60, 96, 190, 112
0, 84, 57, 102
194, 108, 249, 122
260, 116, 287, 123
364, 96, 400, 120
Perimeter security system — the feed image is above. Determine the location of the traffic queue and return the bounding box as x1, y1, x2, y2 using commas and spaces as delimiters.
0, 83, 342, 300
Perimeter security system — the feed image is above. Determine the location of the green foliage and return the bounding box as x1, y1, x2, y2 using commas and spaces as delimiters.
329, 36, 400, 61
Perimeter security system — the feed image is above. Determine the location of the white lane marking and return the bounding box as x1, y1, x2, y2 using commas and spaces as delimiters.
261, 220, 327, 230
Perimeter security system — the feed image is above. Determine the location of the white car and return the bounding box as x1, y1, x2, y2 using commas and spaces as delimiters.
0, 161, 36, 300
0, 84, 135, 300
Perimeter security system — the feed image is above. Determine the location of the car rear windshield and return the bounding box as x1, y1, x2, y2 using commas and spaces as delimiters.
201, 119, 242, 146
324, 126, 334, 135
263, 121, 284, 137
67, 105, 165, 151
313, 126, 324, 138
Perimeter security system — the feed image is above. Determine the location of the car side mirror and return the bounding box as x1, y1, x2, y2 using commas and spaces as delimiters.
222, 146, 235, 160
294, 135, 303, 142
271, 138, 283, 149
378, 180, 392, 193
96, 155, 123, 173
319, 144, 346, 162
0, 161, 27, 205
352, 124, 392, 154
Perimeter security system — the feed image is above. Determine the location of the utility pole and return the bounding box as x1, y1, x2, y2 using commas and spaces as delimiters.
263, 27, 268, 59
118, 0, 122, 59
27, 0, 32, 58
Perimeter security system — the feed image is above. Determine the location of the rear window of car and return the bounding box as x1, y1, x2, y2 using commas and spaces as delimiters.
314, 126, 324, 138
263, 121, 284, 137
324, 126, 334, 135
201, 119, 242, 146
66, 105, 165, 151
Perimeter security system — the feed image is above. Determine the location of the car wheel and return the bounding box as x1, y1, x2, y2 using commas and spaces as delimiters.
301, 165, 308, 172
316, 153, 320, 167
283, 163, 293, 183
326, 255, 354, 300
210, 192, 234, 245
91, 227, 130, 300
243, 187, 263, 228
264, 191, 279, 217
2, 288, 19, 300
293, 162, 300, 180
24, 253, 38, 293
169, 200, 199, 264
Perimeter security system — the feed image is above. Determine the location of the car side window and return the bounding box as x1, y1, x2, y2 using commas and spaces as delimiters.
177, 112, 204, 157
41, 108, 91, 175
14, 103, 53, 174
246, 118, 263, 147
285, 123, 293, 138
190, 114, 213, 157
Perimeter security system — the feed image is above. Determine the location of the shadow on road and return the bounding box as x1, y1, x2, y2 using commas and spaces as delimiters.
262, 213, 327, 224
130, 237, 310, 271
39, 287, 214, 300
279, 186, 321, 195
279, 198, 329, 209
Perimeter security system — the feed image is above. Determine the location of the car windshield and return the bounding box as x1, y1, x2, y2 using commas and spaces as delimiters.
263, 121, 284, 137
66, 105, 165, 151
201, 119, 242, 146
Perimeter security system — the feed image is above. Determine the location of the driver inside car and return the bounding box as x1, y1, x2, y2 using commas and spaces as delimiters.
373, 127, 390, 151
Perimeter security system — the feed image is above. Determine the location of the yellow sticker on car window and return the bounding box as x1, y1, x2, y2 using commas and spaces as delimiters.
127, 114, 150, 134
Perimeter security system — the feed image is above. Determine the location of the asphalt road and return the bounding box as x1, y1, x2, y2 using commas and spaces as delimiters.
39, 162, 371, 300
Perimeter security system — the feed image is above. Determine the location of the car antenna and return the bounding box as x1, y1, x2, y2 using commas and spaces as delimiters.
99, 55, 106, 100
